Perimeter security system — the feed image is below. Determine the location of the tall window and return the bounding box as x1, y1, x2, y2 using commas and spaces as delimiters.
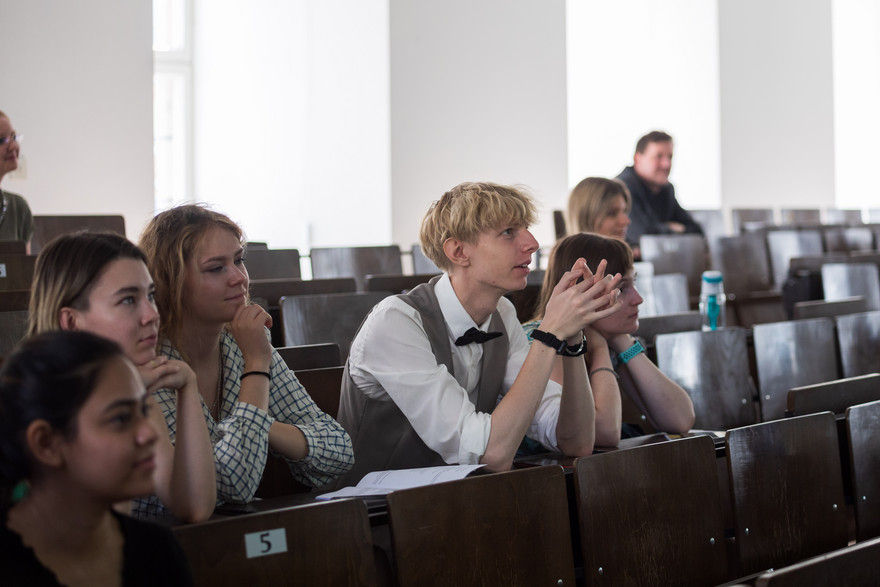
153, 0, 193, 211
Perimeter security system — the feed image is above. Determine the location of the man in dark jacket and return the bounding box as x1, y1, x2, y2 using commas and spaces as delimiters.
616, 131, 703, 252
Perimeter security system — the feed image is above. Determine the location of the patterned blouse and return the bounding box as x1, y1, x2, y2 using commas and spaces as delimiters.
131, 328, 353, 518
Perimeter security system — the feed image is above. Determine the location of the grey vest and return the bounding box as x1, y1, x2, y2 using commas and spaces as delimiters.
336, 276, 509, 485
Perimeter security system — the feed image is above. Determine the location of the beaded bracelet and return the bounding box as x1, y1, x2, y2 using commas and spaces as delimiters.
240, 370, 271, 381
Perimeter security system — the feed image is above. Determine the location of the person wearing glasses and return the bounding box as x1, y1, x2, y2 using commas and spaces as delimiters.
0, 110, 33, 253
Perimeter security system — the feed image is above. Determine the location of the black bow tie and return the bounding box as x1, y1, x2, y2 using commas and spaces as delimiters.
455, 327, 503, 346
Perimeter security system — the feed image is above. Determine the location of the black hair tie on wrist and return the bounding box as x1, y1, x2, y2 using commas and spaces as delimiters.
240, 370, 271, 381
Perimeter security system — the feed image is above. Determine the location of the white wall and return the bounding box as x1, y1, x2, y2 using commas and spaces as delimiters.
389, 0, 569, 249
719, 0, 836, 215
0, 0, 154, 240
193, 0, 391, 250
7, 1, 879, 255
832, 0, 880, 212
567, 0, 722, 212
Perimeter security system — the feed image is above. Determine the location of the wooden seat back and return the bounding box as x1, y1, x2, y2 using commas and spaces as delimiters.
823, 226, 874, 253
31, 214, 125, 254
0, 240, 26, 254
725, 412, 848, 575
310, 245, 402, 291
634, 311, 701, 360
249, 277, 357, 307
780, 208, 821, 226
689, 208, 726, 248
824, 208, 864, 226
574, 436, 728, 586
846, 399, 880, 541
279, 292, 387, 360
410, 244, 440, 275
0, 254, 36, 291
244, 248, 301, 280
173, 499, 378, 586
732, 208, 775, 234
787, 373, 880, 417
387, 466, 575, 587
835, 310, 880, 377
553, 209, 567, 239
0, 290, 29, 312
822, 262, 880, 311
752, 317, 839, 421
294, 366, 344, 419
364, 273, 437, 294
754, 536, 880, 586
766, 230, 823, 290
0, 310, 28, 360
792, 296, 867, 320
788, 252, 849, 274
656, 327, 757, 430
650, 272, 691, 315
850, 249, 880, 267
276, 343, 342, 371
639, 234, 707, 297
250, 278, 357, 346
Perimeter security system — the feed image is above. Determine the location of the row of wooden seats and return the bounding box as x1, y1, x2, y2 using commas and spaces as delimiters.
732, 207, 880, 230
553, 207, 880, 250
612, 311, 880, 429
173, 400, 880, 586
245, 244, 450, 289
636, 228, 880, 323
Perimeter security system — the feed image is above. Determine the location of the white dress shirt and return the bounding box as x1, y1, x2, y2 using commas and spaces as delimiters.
347, 273, 562, 464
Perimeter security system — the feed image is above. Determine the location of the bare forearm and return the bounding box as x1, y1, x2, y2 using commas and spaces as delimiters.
623, 355, 695, 433
268, 421, 310, 460
608, 335, 694, 434
167, 383, 217, 522
482, 343, 557, 471
588, 353, 623, 447
555, 353, 595, 456
584, 332, 621, 446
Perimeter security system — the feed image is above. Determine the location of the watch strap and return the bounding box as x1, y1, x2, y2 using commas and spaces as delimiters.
532, 329, 588, 357
618, 340, 645, 364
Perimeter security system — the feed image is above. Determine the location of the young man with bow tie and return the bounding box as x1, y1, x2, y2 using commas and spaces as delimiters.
337, 182, 623, 484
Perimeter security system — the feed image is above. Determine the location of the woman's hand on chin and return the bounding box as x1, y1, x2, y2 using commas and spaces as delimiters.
229, 304, 273, 371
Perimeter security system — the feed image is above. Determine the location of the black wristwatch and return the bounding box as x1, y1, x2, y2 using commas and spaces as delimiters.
531, 329, 588, 357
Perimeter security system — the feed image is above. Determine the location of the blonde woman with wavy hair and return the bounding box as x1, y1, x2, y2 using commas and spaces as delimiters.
140, 204, 353, 504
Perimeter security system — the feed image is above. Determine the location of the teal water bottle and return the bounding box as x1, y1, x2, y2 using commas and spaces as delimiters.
699, 271, 726, 331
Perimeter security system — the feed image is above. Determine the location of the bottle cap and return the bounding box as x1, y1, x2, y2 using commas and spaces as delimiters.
701, 270, 724, 295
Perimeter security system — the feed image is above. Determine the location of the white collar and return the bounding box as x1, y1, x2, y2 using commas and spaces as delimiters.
434, 273, 494, 340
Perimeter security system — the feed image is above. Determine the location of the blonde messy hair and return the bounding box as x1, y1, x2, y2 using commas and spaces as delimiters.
419, 182, 538, 272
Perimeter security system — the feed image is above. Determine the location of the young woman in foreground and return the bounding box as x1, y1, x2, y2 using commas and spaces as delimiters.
524, 233, 694, 446
140, 204, 353, 502
0, 331, 193, 586
28, 232, 216, 521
